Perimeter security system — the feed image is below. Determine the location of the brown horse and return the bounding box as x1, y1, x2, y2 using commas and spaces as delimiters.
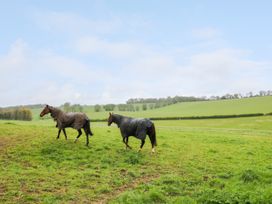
108, 113, 157, 153
40, 105, 93, 146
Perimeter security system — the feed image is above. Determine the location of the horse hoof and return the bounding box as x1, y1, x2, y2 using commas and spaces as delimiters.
151, 148, 155, 153
138, 149, 142, 152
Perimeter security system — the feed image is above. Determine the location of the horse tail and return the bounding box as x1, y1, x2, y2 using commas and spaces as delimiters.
84, 119, 93, 136
148, 123, 157, 147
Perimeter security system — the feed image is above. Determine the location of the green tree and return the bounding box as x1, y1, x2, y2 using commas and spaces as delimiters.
94, 104, 102, 112
142, 103, 147, 111
104, 104, 116, 111
117, 104, 127, 111
63, 102, 71, 112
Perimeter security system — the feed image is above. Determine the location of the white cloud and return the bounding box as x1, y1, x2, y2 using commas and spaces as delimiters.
110, 47, 272, 98
1, 32, 271, 106
1, 5, 271, 108
29, 82, 84, 105
174, 49, 271, 95
34, 11, 121, 35
33, 10, 151, 38
0, 39, 111, 106
192, 27, 221, 40
75, 36, 137, 58
0, 39, 29, 73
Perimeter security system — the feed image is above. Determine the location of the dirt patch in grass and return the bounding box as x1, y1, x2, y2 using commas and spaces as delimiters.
0, 137, 14, 153
93, 174, 161, 204
0, 131, 38, 155
0, 184, 7, 196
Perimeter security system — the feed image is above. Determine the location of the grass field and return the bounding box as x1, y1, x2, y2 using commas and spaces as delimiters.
87, 96, 272, 119
1, 116, 272, 203
31, 96, 272, 121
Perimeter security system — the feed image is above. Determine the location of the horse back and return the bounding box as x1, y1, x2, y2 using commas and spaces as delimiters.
60, 112, 88, 129
120, 118, 152, 139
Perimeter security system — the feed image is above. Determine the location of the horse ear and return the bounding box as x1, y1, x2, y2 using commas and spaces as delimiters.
46, 104, 49, 107
109, 112, 111, 115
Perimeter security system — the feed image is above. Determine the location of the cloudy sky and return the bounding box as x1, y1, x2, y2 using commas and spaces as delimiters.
1, 1, 271, 107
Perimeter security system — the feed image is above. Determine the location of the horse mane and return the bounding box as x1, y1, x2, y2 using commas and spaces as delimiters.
49, 106, 63, 121
111, 114, 126, 127
112, 114, 132, 120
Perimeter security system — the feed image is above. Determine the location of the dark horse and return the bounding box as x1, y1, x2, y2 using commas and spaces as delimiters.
107, 113, 157, 153
40, 105, 93, 146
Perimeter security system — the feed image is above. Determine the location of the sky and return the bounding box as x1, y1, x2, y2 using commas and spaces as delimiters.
1, 0, 272, 107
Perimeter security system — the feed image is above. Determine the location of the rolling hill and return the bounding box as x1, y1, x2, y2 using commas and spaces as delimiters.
31, 96, 272, 120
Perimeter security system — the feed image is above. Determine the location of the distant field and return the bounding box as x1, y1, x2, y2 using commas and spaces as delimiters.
144, 96, 272, 117
0, 116, 272, 203
32, 96, 272, 120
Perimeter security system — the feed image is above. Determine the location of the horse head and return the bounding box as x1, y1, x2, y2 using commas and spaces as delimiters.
107, 112, 113, 126
40, 104, 51, 117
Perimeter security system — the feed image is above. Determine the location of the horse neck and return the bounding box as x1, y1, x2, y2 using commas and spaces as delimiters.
113, 114, 123, 126
50, 107, 63, 120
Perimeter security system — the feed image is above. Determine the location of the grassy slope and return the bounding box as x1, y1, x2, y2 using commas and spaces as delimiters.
84, 96, 272, 120
1, 116, 272, 203
32, 96, 272, 121
146, 96, 272, 116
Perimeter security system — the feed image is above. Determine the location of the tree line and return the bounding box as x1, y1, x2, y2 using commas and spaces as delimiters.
94, 90, 272, 112
2, 90, 271, 115
0, 107, 32, 121
127, 90, 272, 104
126, 96, 205, 105
61, 102, 83, 112
94, 102, 174, 112
94, 96, 208, 112
94, 104, 141, 112
4, 104, 45, 109
217, 90, 272, 100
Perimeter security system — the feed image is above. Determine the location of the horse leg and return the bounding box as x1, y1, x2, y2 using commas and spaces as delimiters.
123, 137, 131, 149
56, 129, 61, 139
122, 137, 127, 149
83, 128, 89, 146
126, 137, 132, 149
138, 140, 145, 152
148, 135, 156, 153
147, 128, 156, 153
62, 128, 68, 140
84, 120, 93, 136
74, 129, 82, 143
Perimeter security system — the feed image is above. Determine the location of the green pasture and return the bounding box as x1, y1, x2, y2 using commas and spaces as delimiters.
145, 95, 272, 117
0, 116, 272, 203
86, 96, 272, 119
32, 96, 272, 120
